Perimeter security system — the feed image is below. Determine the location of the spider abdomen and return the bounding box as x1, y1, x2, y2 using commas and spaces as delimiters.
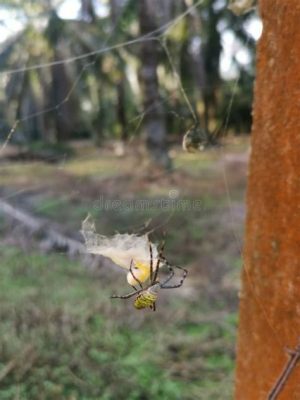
134, 284, 159, 310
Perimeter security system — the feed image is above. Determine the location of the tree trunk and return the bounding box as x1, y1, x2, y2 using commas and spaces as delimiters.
50, 50, 77, 142
202, 2, 221, 133
80, 0, 96, 23
235, 1, 300, 399
138, 0, 171, 169
110, 0, 128, 141
184, 0, 206, 128
116, 80, 128, 141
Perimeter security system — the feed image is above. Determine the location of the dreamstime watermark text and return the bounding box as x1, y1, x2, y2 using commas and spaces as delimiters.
93, 195, 204, 212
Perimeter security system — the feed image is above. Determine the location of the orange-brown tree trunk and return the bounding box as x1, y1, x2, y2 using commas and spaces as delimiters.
235, 1, 300, 399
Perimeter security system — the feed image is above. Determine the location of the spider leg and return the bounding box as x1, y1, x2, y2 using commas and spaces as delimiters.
159, 265, 175, 287
153, 240, 165, 282
111, 288, 143, 300
129, 259, 143, 289
149, 243, 153, 282
160, 256, 188, 275
159, 258, 188, 289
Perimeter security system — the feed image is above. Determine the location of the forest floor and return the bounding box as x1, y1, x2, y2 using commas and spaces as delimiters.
0, 136, 249, 400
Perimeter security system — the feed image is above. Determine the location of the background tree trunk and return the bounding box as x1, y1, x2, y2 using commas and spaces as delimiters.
80, 0, 96, 22
235, 1, 300, 399
138, 0, 171, 169
50, 54, 76, 143
110, 0, 128, 141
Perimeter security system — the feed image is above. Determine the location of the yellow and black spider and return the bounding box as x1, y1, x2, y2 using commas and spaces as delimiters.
111, 243, 187, 311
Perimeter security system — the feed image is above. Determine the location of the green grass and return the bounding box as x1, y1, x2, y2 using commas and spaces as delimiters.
0, 139, 247, 398
0, 245, 236, 400
27, 141, 75, 159
34, 196, 92, 226
34, 194, 217, 247
63, 155, 123, 178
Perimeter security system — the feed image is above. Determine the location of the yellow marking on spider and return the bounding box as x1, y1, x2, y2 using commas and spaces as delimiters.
134, 288, 158, 310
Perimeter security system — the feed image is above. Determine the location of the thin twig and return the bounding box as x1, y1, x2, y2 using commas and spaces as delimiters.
268, 341, 300, 400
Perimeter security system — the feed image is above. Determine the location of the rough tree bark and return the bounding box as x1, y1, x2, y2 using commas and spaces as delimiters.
235, 1, 300, 399
138, 0, 171, 169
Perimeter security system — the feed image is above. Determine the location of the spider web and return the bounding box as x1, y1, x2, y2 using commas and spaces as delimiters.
0, 0, 207, 214
0, 0, 286, 356
0, 0, 202, 153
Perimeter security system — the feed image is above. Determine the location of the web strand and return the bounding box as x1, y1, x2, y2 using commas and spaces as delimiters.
0, 1, 284, 349
159, 16, 285, 348
0, 0, 205, 153
160, 38, 198, 124
217, 37, 286, 347
0, 0, 205, 77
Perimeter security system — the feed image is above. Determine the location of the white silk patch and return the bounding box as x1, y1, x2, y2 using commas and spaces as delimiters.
81, 214, 159, 271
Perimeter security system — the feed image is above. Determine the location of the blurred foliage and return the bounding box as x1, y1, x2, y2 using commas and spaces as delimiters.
0, 0, 258, 148
0, 245, 236, 399
0, 133, 248, 398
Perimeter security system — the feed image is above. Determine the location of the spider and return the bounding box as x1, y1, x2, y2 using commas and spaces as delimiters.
111, 243, 188, 311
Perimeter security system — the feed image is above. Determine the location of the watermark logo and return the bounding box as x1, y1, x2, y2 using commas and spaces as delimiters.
92, 193, 204, 212
168, 189, 180, 199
